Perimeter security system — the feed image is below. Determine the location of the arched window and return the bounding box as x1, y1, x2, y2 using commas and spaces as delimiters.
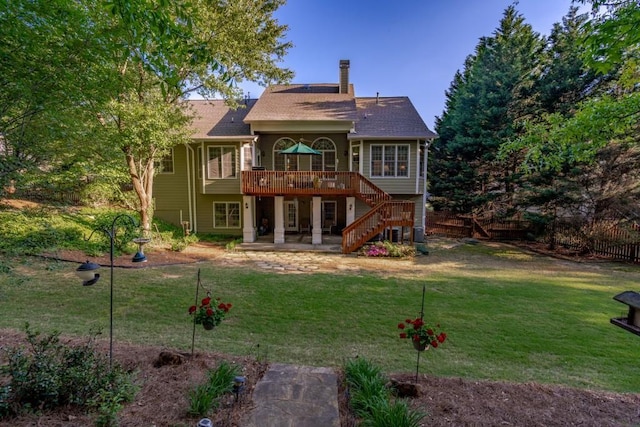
311, 138, 336, 171
273, 138, 297, 171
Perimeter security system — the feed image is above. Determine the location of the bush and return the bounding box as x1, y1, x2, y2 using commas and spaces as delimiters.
343, 357, 424, 427
360, 241, 416, 258
0, 325, 138, 422
187, 361, 240, 416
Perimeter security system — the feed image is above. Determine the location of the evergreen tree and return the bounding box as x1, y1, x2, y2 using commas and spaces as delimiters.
430, 6, 543, 214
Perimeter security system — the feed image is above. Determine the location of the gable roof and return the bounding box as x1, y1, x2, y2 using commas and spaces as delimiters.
244, 84, 357, 122
351, 97, 437, 140
186, 99, 256, 140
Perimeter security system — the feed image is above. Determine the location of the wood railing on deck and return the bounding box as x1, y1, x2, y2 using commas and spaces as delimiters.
341, 200, 414, 253
242, 171, 390, 205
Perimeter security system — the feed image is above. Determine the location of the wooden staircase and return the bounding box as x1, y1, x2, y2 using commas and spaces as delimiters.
341, 200, 415, 253
341, 176, 414, 253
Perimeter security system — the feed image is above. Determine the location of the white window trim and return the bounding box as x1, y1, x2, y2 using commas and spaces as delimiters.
207, 146, 237, 179
213, 201, 241, 229
273, 137, 298, 171
370, 144, 410, 178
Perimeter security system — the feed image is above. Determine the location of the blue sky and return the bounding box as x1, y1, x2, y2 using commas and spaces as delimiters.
238, 0, 587, 131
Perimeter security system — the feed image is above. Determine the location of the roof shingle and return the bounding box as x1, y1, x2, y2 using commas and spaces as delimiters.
352, 97, 436, 139
186, 99, 255, 139
244, 84, 357, 122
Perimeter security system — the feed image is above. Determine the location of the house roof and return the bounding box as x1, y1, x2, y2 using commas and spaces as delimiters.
186, 99, 256, 140
243, 84, 357, 122
351, 97, 437, 140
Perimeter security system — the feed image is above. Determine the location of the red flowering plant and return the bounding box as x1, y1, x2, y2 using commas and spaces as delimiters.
398, 317, 447, 350
189, 295, 232, 330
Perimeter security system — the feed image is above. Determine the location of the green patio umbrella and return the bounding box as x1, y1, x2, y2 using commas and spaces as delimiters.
279, 140, 321, 155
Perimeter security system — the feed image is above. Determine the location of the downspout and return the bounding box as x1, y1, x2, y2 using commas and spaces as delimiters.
421, 139, 432, 234
184, 143, 195, 232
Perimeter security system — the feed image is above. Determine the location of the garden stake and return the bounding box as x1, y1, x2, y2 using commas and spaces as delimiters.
415, 284, 426, 383
190, 269, 201, 357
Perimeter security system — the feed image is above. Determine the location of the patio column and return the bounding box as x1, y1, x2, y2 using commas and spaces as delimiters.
312, 196, 322, 245
242, 195, 255, 243
274, 196, 285, 244
346, 196, 355, 226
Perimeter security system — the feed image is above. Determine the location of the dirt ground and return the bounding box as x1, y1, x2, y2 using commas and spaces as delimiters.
2, 197, 640, 426
2, 326, 640, 427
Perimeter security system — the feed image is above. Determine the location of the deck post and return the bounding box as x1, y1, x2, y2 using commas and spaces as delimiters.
242, 196, 256, 243
312, 196, 322, 245
274, 196, 285, 244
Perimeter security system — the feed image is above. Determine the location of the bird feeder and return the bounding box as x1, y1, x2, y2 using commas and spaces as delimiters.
610, 291, 640, 337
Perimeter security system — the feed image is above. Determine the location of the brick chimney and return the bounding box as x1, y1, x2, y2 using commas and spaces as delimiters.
339, 59, 350, 94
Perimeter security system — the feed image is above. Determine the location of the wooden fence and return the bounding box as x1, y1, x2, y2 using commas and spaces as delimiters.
427, 211, 640, 263
426, 212, 531, 240
14, 189, 82, 205
551, 219, 640, 263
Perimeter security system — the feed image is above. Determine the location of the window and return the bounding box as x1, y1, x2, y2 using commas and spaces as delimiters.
311, 138, 336, 172
207, 146, 236, 179
273, 138, 297, 171
242, 143, 252, 170
371, 145, 409, 177
155, 149, 174, 173
321, 201, 337, 225
213, 202, 241, 228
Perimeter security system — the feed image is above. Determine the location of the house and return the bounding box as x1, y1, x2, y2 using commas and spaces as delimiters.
153, 60, 436, 253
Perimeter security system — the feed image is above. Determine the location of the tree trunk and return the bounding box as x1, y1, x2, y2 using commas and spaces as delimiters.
125, 152, 154, 234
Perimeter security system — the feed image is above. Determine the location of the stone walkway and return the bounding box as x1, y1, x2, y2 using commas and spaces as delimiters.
242, 364, 340, 427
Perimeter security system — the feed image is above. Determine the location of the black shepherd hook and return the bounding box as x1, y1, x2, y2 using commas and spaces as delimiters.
415, 284, 426, 383
191, 268, 212, 356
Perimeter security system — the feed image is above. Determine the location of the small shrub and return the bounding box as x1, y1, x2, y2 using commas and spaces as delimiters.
344, 358, 389, 417
0, 325, 138, 421
171, 234, 199, 252
360, 241, 415, 258
225, 238, 243, 251
343, 357, 424, 427
361, 397, 425, 427
187, 383, 217, 417
187, 361, 240, 416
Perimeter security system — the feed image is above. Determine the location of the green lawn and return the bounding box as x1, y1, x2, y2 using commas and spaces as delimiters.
1, 239, 639, 393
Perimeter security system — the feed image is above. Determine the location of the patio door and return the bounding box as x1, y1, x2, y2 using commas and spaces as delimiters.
284, 200, 298, 232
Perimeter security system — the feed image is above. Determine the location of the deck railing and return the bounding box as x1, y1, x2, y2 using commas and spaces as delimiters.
342, 200, 414, 253
241, 171, 390, 205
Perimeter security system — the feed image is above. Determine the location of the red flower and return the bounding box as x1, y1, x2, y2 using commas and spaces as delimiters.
405, 318, 413, 324
437, 333, 446, 343
426, 329, 434, 336
412, 335, 420, 342
202, 297, 211, 306
431, 340, 438, 348
399, 333, 407, 339
188, 305, 197, 314
397, 323, 405, 329
206, 308, 214, 316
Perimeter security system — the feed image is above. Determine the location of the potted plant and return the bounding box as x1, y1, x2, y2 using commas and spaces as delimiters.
189, 296, 232, 330
398, 317, 447, 351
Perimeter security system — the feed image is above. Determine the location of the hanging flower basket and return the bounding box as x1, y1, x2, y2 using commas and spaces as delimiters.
189, 296, 232, 331
398, 317, 447, 350
412, 339, 429, 352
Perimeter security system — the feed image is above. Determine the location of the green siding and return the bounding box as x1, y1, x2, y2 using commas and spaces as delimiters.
361, 141, 423, 195
193, 193, 244, 234
154, 145, 191, 225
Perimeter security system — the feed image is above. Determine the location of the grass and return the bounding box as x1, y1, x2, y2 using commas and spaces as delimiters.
1, 205, 640, 394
